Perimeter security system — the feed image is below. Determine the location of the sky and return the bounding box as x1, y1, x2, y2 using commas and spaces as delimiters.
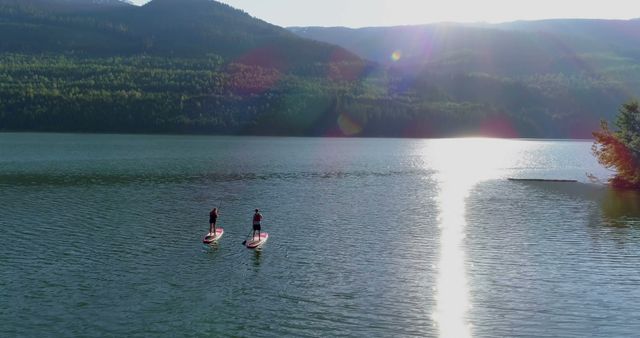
129, 0, 640, 28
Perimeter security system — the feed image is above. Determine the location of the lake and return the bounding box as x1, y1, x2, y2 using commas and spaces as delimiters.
1, 133, 640, 337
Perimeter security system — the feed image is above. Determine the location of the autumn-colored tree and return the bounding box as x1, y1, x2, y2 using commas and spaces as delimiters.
592, 100, 640, 188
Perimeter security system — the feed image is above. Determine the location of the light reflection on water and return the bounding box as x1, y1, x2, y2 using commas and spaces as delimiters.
432, 176, 473, 338
426, 138, 529, 338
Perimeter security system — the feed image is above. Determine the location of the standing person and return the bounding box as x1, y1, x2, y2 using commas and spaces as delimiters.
252, 209, 262, 240
209, 207, 219, 237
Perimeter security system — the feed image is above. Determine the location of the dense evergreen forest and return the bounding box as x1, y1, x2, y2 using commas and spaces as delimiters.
0, 0, 638, 137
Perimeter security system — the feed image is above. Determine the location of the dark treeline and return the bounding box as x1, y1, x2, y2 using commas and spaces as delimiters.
0, 54, 493, 136
0, 53, 629, 138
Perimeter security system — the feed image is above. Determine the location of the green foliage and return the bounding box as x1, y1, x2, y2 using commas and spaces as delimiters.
593, 101, 640, 188
292, 22, 640, 126
0, 52, 631, 138
0, 0, 637, 138
0, 53, 550, 137
613, 101, 640, 155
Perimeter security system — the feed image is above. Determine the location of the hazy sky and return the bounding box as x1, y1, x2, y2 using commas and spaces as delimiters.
129, 0, 639, 28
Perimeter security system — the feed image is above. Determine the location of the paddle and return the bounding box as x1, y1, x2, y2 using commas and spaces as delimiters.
241, 228, 253, 246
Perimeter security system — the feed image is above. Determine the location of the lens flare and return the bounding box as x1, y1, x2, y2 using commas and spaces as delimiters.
337, 113, 363, 136
391, 50, 402, 62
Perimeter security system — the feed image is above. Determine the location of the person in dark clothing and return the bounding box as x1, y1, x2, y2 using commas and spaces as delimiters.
209, 208, 219, 237
252, 209, 262, 240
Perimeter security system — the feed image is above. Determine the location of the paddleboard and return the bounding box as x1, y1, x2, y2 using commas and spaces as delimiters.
203, 228, 224, 244
245, 232, 268, 249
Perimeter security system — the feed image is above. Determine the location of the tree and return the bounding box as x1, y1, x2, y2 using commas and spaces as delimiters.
592, 100, 640, 188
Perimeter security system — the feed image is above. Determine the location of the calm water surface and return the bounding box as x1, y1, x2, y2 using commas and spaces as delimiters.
1, 133, 639, 337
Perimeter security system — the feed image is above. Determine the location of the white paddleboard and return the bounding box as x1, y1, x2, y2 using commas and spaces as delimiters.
203, 228, 224, 244
245, 232, 268, 249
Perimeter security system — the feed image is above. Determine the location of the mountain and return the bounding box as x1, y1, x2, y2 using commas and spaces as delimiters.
0, 0, 360, 66
0, 1, 637, 138
0, 0, 373, 136
289, 20, 640, 136
290, 19, 640, 76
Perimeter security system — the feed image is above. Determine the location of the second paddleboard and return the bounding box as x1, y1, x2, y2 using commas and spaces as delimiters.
245, 232, 268, 249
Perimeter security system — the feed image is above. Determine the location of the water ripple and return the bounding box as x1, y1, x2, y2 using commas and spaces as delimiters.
2, 134, 639, 337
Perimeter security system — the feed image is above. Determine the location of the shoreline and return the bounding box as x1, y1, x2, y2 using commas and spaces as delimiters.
0, 130, 595, 142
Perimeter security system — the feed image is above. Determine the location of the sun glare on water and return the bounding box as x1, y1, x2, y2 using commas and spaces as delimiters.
425, 138, 520, 338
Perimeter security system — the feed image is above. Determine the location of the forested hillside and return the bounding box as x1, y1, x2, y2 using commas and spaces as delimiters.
1, 53, 612, 138
0, 0, 637, 138
0, 0, 359, 64
289, 21, 640, 137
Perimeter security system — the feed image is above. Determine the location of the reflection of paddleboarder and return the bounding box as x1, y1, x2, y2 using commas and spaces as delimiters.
252, 209, 262, 240
209, 208, 218, 236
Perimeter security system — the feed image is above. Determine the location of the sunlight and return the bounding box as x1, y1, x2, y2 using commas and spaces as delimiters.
432, 176, 473, 338
427, 138, 519, 338
430, 138, 516, 182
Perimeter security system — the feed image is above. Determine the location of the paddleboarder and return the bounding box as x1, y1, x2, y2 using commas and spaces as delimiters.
252, 209, 262, 240
209, 207, 219, 237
